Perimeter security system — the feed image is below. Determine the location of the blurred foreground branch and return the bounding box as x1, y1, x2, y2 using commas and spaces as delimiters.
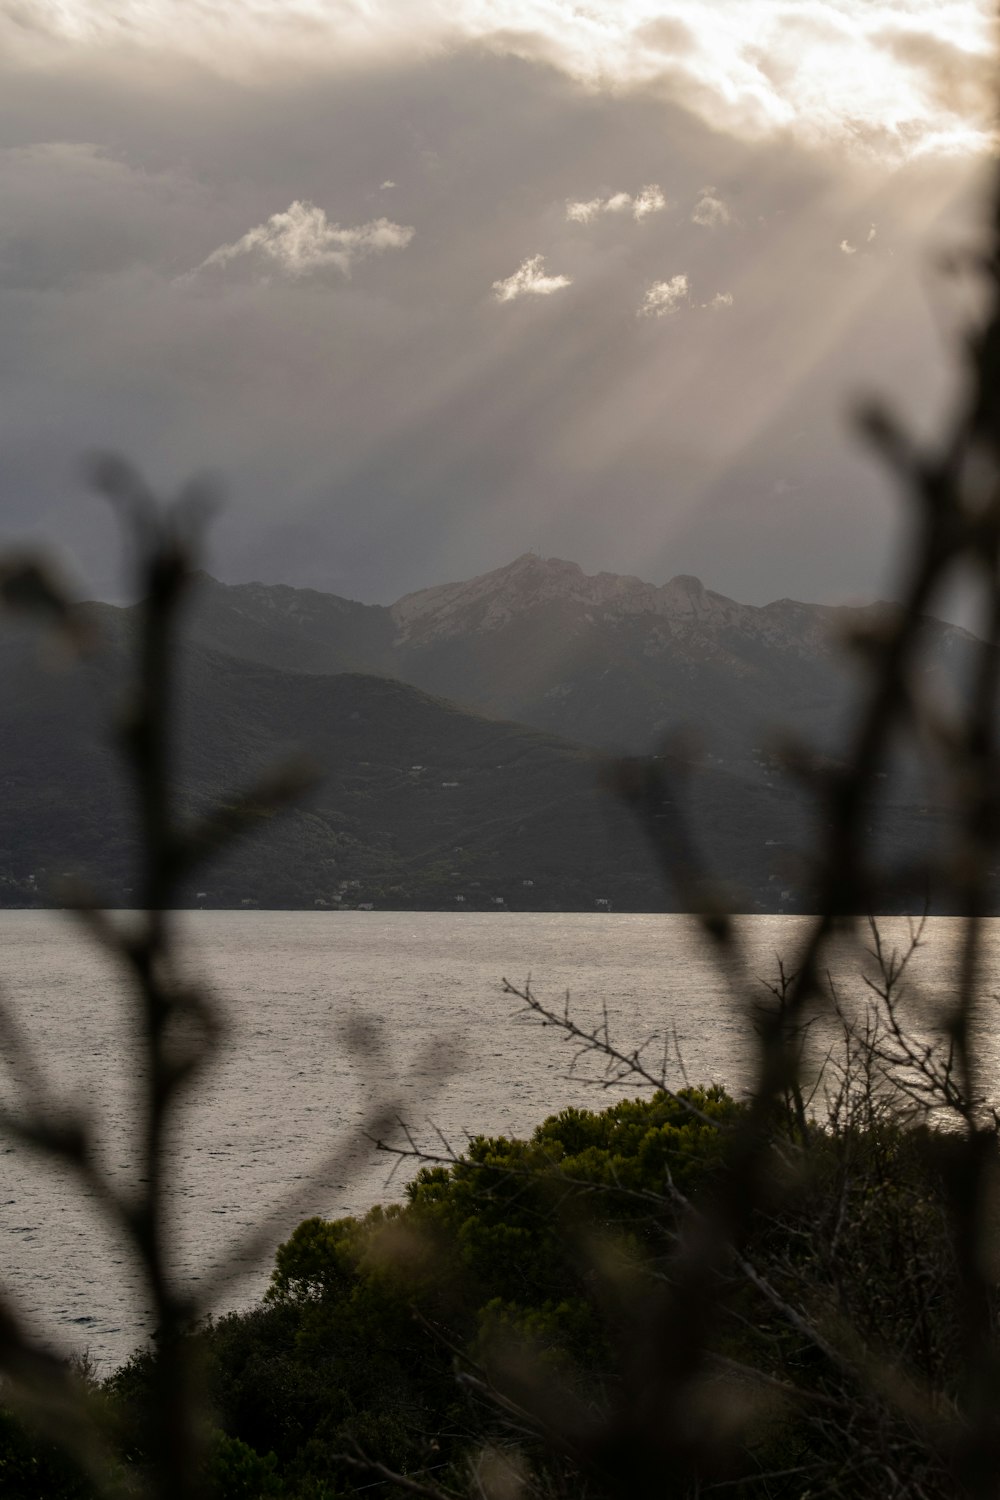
363, 149, 1000, 1500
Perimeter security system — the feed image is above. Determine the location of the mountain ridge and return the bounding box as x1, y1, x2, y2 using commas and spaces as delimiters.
0, 554, 978, 913
163, 554, 973, 769
210, 551, 973, 646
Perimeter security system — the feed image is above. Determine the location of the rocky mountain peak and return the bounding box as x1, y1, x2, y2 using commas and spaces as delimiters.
664, 573, 705, 598
390, 554, 718, 642
391, 553, 587, 639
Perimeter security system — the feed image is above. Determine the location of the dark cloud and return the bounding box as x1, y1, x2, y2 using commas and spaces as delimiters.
0, 37, 988, 612
876, 27, 996, 129
632, 17, 698, 57
0, 141, 210, 288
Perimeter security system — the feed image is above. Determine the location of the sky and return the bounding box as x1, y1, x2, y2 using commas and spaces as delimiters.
0, 1, 996, 606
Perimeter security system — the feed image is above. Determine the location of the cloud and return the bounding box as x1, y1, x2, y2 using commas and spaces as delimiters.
0, 141, 210, 289
0, 18, 983, 617
631, 184, 667, 220
634, 16, 698, 58
380, 179, 396, 189
875, 26, 995, 133
492, 254, 572, 302
4, 2, 991, 161
565, 197, 606, 224
192, 200, 414, 280
704, 291, 733, 309
691, 188, 732, 228
840, 223, 880, 257
639, 274, 689, 319
567, 184, 666, 223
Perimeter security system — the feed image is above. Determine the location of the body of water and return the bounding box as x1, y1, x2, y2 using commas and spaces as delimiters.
0, 910, 988, 1371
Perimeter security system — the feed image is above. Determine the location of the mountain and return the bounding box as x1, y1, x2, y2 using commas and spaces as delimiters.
179, 555, 974, 773
0, 558, 972, 913
389, 556, 853, 762
182, 571, 395, 678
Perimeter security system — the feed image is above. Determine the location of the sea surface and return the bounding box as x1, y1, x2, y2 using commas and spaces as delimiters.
0, 909, 993, 1372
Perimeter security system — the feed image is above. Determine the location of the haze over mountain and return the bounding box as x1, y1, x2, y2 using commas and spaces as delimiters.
0, 547, 978, 911
181, 553, 975, 770
0, 552, 971, 913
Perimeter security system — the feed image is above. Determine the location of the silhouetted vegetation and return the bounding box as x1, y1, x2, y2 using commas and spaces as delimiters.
0, 1044, 990, 1497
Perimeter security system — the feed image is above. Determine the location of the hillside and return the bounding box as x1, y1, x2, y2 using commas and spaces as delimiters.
1, 621, 811, 912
